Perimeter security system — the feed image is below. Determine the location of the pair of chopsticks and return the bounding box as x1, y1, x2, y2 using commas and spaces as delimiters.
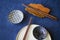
22, 4, 57, 20
23, 17, 32, 40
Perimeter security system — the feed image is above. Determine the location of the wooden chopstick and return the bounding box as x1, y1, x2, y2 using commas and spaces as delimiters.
23, 17, 32, 40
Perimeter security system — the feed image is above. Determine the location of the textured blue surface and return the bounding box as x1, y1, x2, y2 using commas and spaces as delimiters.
0, 0, 60, 40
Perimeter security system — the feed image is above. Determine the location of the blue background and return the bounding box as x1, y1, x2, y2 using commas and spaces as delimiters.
0, 0, 60, 40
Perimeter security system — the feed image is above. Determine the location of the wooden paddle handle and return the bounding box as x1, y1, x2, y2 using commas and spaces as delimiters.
45, 14, 57, 20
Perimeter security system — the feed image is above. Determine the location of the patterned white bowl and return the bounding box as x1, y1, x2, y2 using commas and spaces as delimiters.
8, 10, 24, 24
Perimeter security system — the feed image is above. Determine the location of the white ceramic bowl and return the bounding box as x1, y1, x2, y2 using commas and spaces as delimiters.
16, 24, 51, 40
8, 10, 24, 24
